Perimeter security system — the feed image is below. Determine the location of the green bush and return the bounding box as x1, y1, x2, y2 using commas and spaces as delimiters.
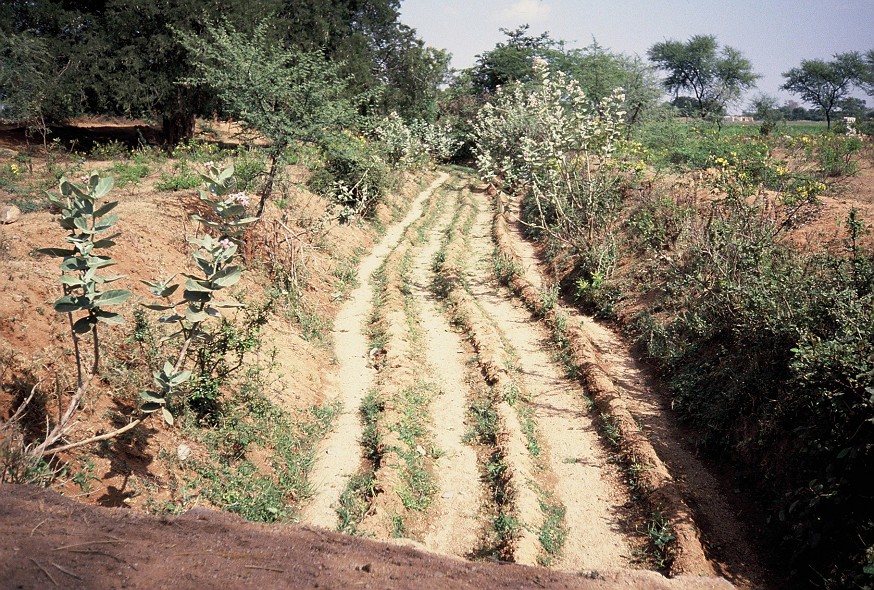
631, 203, 874, 587
308, 134, 391, 219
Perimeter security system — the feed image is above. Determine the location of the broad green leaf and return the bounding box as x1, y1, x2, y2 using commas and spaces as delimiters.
141, 401, 164, 413
95, 310, 125, 325
92, 178, 115, 199
228, 217, 260, 226
59, 275, 84, 287
73, 215, 90, 232
60, 257, 87, 272
196, 258, 215, 278
93, 213, 119, 232
218, 165, 235, 182
158, 314, 184, 324
169, 370, 191, 386
54, 295, 89, 313
140, 390, 165, 404
91, 239, 117, 249
94, 289, 131, 307
72, 316, 93, 334
185, 306, 210, 323
162, 361, 174, 376
184, 278, 213, 292
190, 214, 219, 229
211, 266, 241, 289
162, 407, 174, 426
183, 290, 211, 304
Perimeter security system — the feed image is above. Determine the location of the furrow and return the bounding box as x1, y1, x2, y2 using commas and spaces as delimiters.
300, 173, 448, 528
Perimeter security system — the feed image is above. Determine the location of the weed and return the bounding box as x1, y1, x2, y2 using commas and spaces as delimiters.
645, 512, 676, 570
537, 500, 568, 565
337, 471, 378, 534
71, 458, 100, 493
155, 161, 201, 192
104, 161, 150, 188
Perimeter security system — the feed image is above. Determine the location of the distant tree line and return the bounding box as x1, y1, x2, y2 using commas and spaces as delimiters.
2, 3, 873, 144
0, 0, 450, 143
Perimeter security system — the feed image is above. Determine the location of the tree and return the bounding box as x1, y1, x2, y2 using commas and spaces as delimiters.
648, 34, 759, 123
1, 0, 283, 143
181, 20, 363, 215
0, 31, 63, 138
857, 49, 874, 97
470, 25, 564, 94
560, 41, 663, 124
749, 93, 783, 135
1, 0, 447, 141
781, 52, 866, 129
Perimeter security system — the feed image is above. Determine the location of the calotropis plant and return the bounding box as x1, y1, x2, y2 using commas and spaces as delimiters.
40, 172, 131, 377
472, 58, 625, 193
192, 163, 259, 242
139, 165, 252, 424
472, 58, 627, 253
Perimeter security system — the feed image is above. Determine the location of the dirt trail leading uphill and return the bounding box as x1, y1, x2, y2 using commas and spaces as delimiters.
410, 194, 484, 556
463, 202, 634, 570
301, 174, 449, 527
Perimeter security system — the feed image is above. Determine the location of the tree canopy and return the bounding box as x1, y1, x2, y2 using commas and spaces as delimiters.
648, 34, 759, 122
459, 28, 662, 124
0, 0, 448, 142
782, 52, 867, 128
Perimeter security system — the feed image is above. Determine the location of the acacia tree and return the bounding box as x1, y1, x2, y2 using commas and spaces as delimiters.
470, 25, 565, 94
181, 20, 363, 216
648, 34, 759, 124
782, 52, 866, 128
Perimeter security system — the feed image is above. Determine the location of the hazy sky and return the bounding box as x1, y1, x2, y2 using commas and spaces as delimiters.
398, 0, 874, 110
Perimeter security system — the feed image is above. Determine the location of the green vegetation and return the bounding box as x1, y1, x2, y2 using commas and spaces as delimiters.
184, 395, 337, 522
648, 34, 760, 123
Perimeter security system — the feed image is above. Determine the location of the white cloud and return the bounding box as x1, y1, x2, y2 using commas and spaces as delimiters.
499, 0, 553, 22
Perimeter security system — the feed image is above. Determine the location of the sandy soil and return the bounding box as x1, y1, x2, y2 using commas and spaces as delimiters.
464, 201, 634, 570
300, 174, 449, 527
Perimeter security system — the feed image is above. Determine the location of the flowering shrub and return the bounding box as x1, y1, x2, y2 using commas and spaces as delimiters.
373, 112, 460, 167
472, 58, 626, 275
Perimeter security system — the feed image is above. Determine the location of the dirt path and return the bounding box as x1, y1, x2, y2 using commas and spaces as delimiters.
300, 174, 449, 527
463, 201, 634, 570
299, 171, 755, 587
410, 189, 484, 556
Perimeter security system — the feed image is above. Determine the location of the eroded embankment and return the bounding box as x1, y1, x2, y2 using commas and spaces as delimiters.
491, 188, 772, 588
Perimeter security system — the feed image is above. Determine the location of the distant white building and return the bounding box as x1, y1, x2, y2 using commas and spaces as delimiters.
723, 115, 754, 123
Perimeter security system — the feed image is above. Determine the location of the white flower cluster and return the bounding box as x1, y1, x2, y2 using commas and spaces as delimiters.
374, 112, 460, 168
471, 58, 627, 258
471, 58, 625, 193
229, 191, 250, 208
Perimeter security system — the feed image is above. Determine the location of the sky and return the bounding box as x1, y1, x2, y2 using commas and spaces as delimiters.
398, 0, 874, 111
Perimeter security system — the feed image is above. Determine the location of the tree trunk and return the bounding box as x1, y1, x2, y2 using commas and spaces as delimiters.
162, 112, 196, 145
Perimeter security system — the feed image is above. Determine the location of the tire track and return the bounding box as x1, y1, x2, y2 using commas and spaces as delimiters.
410, 187, 484, 557
300, 173, 448, 527
463, 198, 634, 570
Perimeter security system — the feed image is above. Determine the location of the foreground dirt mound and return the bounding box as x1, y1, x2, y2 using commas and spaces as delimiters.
0, 484, 733, 590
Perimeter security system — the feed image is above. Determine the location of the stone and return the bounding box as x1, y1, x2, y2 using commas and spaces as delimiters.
0, 204, 21, 224
177, 443, 192, 462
